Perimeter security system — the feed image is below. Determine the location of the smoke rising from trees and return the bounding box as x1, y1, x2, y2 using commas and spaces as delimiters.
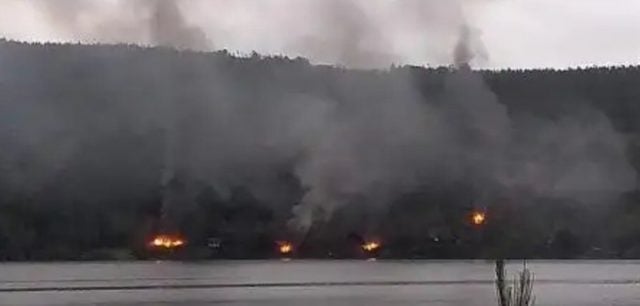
20, 0, 493, 67
31, 0, 210, 50
0, 1, 636, 236
1, 39, 639, 259
0, 46, 635, 236
149, 0, 210, 50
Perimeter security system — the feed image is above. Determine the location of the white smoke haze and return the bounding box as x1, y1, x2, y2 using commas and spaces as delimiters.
2, 0, 640, 68
1, 0, 494, 67
21, 0, 210, 50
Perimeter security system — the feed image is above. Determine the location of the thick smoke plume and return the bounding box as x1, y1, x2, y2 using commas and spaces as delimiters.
453, 24, 489, 68
287, 66, 634, 232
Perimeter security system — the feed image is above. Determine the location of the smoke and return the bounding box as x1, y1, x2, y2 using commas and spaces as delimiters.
287, 0, 483, 68
287, 0, 395, 68
149, 0, 210, 50
0, 39, 635, 234
0, 0, 635, 236
285, 6, 634, 231
437, 70, 634, 201
453, 24, 489, 68
287, 0, 488, 230
289, 80, 439, 230
287, 68, 635, 232
7, 0, 490, 67
30, 0, 210, 50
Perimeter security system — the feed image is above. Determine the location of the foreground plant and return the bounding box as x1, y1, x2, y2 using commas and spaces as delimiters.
495, 259, 535, 306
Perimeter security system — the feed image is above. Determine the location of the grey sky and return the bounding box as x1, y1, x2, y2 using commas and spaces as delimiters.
0, 0, 638, 69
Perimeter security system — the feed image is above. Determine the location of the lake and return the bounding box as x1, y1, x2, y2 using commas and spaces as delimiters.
1, 260, 639, 305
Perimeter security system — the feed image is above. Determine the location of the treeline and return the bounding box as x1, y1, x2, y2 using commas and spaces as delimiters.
0, 40, 639, 260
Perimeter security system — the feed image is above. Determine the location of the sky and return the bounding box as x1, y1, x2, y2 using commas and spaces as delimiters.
0, 0, 639, 69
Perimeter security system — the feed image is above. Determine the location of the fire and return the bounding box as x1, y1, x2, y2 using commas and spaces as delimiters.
277, 241, 293, 255
362, 241, 381, 252
149, 235, 185, 249
471, 211, 486, 225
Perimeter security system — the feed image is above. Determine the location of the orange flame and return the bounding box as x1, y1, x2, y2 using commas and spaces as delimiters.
149, 235, 185, 249
277, 241, 293, 254
471, 211, 486, 225
362, 241, 381, 252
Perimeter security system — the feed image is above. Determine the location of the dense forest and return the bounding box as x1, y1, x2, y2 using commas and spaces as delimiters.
1, 39, 640, 260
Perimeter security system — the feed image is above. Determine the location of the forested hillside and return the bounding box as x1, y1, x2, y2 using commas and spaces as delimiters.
1, 40, 639, 260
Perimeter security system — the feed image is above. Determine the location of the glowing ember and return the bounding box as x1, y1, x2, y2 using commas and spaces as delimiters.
471, 211, 486, 225
149, 235, 185, 249
362, 241, 381, 252
278, 241, 293, 254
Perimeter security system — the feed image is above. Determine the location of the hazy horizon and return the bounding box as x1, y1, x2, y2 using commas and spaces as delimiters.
1, 0, 639, 69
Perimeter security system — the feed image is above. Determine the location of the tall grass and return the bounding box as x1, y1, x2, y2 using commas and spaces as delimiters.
495, 259, 535, 306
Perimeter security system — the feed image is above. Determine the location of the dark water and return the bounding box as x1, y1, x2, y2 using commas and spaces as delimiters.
1, 260, 639, 305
